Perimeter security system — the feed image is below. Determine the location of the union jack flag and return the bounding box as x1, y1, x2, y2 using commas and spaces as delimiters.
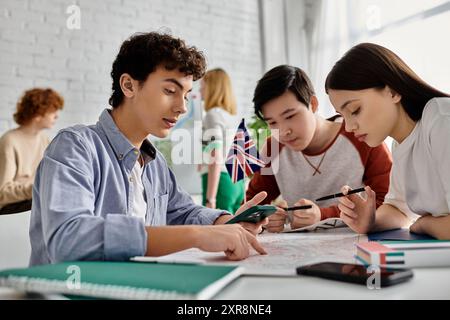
226, 119, 266, 183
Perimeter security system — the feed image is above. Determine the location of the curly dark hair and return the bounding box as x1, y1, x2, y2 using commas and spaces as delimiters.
109, 32, 207, 108
14, 88, 64, 125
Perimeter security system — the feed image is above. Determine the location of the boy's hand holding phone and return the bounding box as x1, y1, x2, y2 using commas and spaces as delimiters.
215, 191, 269, 235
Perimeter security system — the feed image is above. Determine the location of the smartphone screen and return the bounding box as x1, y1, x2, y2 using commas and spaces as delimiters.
296, 262, 413, 287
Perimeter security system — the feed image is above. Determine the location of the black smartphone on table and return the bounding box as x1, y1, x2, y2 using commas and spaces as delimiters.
296, 262, 413, 287
225, 205, 278, 224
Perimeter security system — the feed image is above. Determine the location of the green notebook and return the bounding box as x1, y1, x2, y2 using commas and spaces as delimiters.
0, 261, 242, 300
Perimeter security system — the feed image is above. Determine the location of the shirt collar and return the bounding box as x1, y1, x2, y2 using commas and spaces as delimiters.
98, 109, 156, 165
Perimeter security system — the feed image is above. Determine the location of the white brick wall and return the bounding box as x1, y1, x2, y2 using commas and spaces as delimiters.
0, 0, 263, 137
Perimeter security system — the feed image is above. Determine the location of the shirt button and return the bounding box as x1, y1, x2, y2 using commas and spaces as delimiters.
129, 177, 134, 183
118, 154, 123, 160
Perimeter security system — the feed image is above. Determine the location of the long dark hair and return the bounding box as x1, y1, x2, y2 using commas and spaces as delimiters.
325, 43, 449, 121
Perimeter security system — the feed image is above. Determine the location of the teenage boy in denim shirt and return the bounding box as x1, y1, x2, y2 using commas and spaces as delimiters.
30, 32, 268, 266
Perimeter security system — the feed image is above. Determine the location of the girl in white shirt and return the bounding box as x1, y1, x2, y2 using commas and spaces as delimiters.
199, 68, 241, 212
325, 43, 450, 240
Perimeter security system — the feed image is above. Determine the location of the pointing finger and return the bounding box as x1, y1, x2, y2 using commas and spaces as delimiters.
248, 191, 268, 206
245, 231, 267, 255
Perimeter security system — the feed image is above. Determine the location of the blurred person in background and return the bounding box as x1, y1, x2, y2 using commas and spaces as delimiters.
0, 88, 63, 214
199, 68, 242, 212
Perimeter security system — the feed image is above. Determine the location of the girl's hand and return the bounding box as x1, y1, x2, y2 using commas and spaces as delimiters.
409, 214, 431, 234
337, 185, 376, 234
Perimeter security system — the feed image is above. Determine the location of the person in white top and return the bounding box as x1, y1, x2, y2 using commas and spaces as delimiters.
199, 68, 242, 212
326, 42, 450, 240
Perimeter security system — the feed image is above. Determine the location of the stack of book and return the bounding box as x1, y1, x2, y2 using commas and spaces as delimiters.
356, 240, 450, 268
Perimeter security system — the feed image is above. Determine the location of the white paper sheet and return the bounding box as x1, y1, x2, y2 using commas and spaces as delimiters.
132, 228, 367, 276
283, 217, 347, 233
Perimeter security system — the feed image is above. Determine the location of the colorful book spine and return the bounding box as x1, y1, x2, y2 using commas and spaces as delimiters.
356, 241, 450, 268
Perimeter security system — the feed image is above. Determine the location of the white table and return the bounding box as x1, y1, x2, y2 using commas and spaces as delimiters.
2, 266, 450, 300
1, 228, 450, 299
215, 228, 450, 299
215, 267, 450, 299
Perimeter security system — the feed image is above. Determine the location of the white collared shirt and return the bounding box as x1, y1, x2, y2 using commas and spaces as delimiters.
129, 159, 147, 222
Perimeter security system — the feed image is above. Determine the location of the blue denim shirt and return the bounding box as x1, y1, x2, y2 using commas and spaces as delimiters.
30, 109, 227, 266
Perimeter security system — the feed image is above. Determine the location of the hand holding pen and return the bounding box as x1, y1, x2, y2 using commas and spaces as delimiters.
264, 186, 370, 233
336, 185, 377, 234
265, 200, 289, 233
286, 199, 321, 229
279, 187, 367, 231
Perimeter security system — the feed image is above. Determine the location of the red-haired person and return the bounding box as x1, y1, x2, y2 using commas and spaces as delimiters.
0, 88, 63, 213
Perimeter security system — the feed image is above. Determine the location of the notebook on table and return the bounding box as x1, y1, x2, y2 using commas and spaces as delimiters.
368, 228, 435, 241
0, 261, 242, 300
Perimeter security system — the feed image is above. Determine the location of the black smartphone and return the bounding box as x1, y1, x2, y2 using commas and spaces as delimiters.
225, 205, 278, 224
296, 262, 413, 287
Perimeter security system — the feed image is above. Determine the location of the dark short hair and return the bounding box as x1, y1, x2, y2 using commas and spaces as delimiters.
325, 43, 449, 121
109, 32, 207, 108
253, 65, 315, 120
14, 88, 64, 125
